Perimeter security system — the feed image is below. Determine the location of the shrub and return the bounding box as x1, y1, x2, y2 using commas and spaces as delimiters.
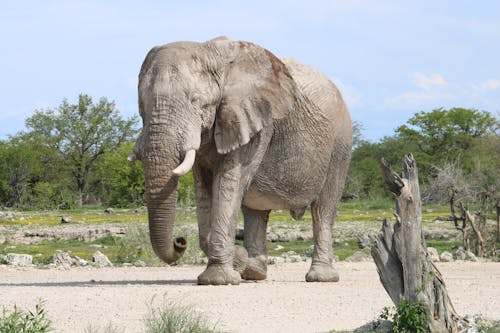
378, 301, 429, 333
0, 301, 53, 333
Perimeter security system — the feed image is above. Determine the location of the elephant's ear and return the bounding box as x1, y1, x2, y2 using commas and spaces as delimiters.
213, 41, 297, 154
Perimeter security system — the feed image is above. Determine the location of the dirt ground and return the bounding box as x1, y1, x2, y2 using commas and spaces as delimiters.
1, 261, 499, 333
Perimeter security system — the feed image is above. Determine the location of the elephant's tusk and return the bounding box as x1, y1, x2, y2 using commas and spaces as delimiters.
172, 149, 196, 176
127, 152, 137, 162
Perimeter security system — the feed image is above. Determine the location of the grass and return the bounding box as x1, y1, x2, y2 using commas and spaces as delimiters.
1, 299, 222, 333
144, 297, 222, 333
0, 200, 489, 266
0, 301, 52, 333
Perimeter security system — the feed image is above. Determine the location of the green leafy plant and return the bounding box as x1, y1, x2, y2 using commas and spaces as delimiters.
0, 301, 53, 333
392, 300, 429, 333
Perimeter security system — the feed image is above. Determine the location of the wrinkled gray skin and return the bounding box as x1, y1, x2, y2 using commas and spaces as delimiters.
131, 37, 352, 285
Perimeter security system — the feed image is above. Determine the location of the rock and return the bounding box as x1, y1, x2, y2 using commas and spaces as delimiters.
73, 256, 89, 266
104, 208, 114, 214
440, 251, 453, 262
267, 256, 285, 265
6, 253, 33, 266
274, 245, 284, 251
133, 260, 146, 267
345, 251, 372, 262
0, 211, 14, 220
427, 247, 440, 262
0, 233, 5, 245
453, 247, 466, 260
0, 254, 6, 264
92, 251, 113, 267
52, 252, 74, 267
60, 216, 71, 224
358, 234, 371, 249
235, 228, 244, 240
354, 320, 392, 332
465, 250, 478, 262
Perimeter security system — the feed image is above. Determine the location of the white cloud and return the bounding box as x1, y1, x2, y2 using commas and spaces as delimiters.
481, 79, 500, 90
412, 72, 446, 90
385, 90, 455, 110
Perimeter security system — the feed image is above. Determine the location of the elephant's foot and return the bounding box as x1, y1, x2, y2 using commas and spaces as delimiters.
233, 245, 249, 276
241, 256, 267, 280
305, 263, 339, 282
198, 264, 241, 285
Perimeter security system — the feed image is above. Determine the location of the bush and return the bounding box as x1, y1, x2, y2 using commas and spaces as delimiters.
0, 301, 53, 333
379, 301, 429, 333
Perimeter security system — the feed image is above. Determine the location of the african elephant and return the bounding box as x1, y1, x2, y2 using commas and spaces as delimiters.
129, 37, 352, 285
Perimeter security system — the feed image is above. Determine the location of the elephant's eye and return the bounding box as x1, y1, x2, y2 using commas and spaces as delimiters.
190, 95, 201, 106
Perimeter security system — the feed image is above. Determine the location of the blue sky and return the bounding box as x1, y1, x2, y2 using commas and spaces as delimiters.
1, 1, 499, 141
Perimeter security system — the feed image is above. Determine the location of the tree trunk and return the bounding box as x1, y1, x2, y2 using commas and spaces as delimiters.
371, 154, 467, 332
496, 200, 500, 242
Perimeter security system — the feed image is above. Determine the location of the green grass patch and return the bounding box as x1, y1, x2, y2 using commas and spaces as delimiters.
425, 239, 461, 254
266, 238, 362, 261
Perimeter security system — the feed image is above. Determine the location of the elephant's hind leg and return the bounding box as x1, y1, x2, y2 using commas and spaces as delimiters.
306, 199, 339, 282
238, 206, 270, 280
306, 156, 349, 282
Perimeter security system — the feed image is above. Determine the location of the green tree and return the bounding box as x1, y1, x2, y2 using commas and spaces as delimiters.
0, 139, 41, 207
95, 141, 145, 207
23, 94, 139, 207
396, 108, 497, 173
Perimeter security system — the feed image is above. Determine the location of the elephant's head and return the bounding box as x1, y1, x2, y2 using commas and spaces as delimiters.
130, 37, 297, 264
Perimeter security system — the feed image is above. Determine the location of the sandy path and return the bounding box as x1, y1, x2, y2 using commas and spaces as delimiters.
1, 262, 499, 333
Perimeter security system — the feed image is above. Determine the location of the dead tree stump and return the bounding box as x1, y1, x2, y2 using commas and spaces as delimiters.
371, 154, 467, 332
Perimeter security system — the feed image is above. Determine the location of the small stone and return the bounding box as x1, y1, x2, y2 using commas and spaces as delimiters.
60, 216, 71, 223
465, 251, 478, 262
133, 260, 146, 267
92, 251, 113, 267
440, 251, 453, 262
427, 247, 440, 262
453, 248, 466, 260
0, 234, 5, 245
267, 256, 285, 265
122, 263, 133, 267
6, 253, 33, 266
0, 211, 14, 220
104, 208, 114, 214
73, 256, 89, 266
274, 245, 284, 251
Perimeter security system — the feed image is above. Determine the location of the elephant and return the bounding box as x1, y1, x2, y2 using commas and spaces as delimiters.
129, 37, 352, 285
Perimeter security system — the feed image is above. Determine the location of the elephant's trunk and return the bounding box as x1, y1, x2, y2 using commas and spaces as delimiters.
143, 140, 187, 264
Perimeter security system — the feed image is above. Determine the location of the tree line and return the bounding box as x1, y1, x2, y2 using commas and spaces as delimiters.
0, 94, 498, 210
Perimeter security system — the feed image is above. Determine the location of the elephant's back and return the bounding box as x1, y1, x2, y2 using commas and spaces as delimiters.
280, 57, 346, 120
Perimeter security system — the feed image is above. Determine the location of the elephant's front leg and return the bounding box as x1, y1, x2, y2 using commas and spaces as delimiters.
197, 154, 243, 285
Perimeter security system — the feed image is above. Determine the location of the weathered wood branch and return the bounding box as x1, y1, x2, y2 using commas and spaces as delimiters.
372, 154, 467, 332
458, 202, 485, 257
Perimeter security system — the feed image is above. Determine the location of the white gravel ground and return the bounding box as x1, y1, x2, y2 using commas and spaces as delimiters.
1, 261, 499, 333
